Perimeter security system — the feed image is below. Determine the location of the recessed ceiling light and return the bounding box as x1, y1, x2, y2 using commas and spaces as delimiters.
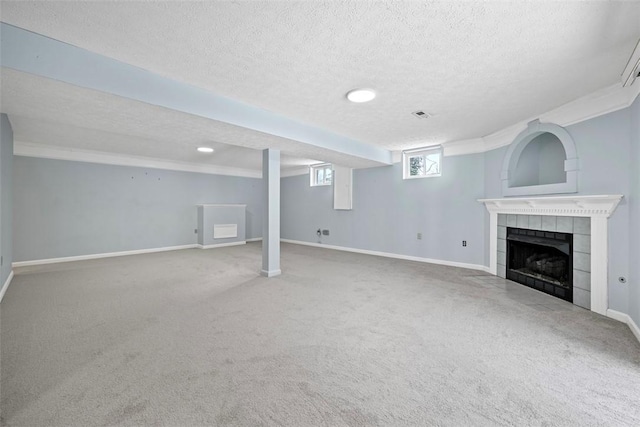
197, 147, 214, 153
346, 88, 376, 103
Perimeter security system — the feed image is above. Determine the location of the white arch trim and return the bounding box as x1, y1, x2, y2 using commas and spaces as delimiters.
501, 120, 578, 196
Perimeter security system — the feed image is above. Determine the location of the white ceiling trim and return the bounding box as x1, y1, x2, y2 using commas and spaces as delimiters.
14, 142, 263, 179
538, 81, 640, 127
281, 166, 310, 178
445, 82, 640, 157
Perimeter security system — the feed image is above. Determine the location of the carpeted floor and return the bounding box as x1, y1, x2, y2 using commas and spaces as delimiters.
1, 242, 639, 426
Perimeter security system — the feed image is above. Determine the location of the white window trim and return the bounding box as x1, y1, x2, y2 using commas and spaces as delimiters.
402, 146, 443, 180
310, 163, 333, 187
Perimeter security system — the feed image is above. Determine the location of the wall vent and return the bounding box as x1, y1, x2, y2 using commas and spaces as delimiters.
213, 224, 238, 239
412, 111, 431, 119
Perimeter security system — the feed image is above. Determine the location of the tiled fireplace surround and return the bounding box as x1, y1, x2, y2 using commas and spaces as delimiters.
496, 214, 591, 309
479, 195, 623, 316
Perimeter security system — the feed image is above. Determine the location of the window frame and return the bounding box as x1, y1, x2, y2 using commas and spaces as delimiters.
309, 163, 333, 187
402, 146, 443, 180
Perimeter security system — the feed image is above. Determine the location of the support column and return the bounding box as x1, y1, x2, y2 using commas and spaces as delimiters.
261, 149, 281, 277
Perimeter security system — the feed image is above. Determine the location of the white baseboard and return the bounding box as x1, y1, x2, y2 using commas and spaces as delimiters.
281, 239, 490, 272
197, 241, 246, 249
0, 270, 14, 303
607, 309, 640, 344
12, 239, 263, 268
12, 244, 199, 267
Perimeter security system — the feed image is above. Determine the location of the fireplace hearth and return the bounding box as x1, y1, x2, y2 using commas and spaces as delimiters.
506, 227, 573, 302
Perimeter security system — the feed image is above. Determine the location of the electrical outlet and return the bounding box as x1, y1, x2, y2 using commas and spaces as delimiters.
316, 228, 322, 236
322, 229, 330, 236
462, 240, 467, 247
417, 233, 422, 240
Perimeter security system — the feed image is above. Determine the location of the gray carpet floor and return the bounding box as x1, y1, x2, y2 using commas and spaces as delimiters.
1, 242, 639, 426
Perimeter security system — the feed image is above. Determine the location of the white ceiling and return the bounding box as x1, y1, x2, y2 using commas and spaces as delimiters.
1, 68, 367, 173
1, 1, 639, 172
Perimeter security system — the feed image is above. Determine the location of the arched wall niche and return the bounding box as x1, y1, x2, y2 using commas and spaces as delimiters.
501, 120, 578, 196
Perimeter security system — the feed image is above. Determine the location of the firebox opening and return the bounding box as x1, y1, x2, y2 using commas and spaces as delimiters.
506, 227, 573, 302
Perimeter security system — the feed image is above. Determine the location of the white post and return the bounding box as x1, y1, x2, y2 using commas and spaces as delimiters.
261, 149, 281, 277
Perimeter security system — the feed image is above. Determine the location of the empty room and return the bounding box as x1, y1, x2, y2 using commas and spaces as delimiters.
1, 1, 640, 426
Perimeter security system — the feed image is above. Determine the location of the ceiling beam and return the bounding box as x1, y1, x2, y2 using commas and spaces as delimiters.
0, 23, 392, 166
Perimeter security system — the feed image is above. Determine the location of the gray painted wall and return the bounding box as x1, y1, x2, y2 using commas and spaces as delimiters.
197, 205, 246, 246
512, 140, 540, 187
484, 107, 633, 315
13, 157, 262, 262
1, 114, 13, 286
281, 155, 486, 267
513, 133, 566, 187
629, 96, 639, 328
537, 134, 567, 185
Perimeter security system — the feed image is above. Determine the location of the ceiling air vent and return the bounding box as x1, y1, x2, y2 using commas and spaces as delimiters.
412, 110, 431, 119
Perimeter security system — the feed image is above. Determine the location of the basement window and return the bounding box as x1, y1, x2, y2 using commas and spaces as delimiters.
310, 163, 333, 186
403, 146, 442, 179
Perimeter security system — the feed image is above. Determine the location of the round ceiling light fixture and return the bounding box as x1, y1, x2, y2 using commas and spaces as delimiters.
346, 88, 376, 103
197, 147, 214, 153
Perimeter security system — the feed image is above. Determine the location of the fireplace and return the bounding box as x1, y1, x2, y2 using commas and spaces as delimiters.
479, 195, 623, 315
506, 227, 572, 302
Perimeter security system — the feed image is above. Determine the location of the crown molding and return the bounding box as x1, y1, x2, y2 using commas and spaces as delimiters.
13, 142, 263, 178
444, 82, 640, 156
281, 166, 309, 177
539, 82, 640, 127
443, 137, 485, 156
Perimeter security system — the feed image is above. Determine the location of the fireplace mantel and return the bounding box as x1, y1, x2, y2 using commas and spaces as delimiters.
478, 195, 623, 315
478, 195, 623, 217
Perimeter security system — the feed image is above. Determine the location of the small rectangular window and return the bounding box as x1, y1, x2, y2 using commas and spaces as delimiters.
310, 163, 333, 186
402, 146, 442, 179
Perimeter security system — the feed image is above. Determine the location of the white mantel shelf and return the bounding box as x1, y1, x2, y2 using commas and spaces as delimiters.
478, 195, 623, 217
478, 194, 624, 316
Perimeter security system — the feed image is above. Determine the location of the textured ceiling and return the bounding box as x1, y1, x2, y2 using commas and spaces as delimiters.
1, 1, 640, 169
0, 69, 369, 171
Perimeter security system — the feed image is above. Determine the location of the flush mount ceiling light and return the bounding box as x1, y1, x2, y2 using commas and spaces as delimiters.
346, 88, 376, 103
197, 147, 214, 153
